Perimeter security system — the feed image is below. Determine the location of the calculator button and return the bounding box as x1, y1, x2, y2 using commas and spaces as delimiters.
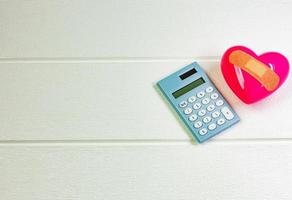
199, 128, 208, 135
188, 114, 198, 122
194, 121, 203, 128
207, 104, 215, 112
202, 98, 210, 105
197, 91, 205, 98
193, 103, 201, 110
198, 109, 206, 116
203, 116, 211, 123
221, 107, 234, 120
211, 93, 219, 100
179, 101, 188, 108
184, 107, 193, 115
217, 118, 226, 125
215, 99, 224, 106
188, 96, 196, 103
212, 111, 220, 118
206, 86, 214, 93
208, 123, 217, 130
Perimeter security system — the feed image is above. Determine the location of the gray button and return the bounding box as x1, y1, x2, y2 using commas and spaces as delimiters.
206, 86, 214, 93
189, 114, 197, 122
215, 99, 224, 106
207, 104, 215, 111
194, 121, 203, 128
197, 91, 205, 98
179, 101, 188, 108
184, 107, 192, 115
203, 116, 211, 123
217, 118, 226, 125
208, 123, 217, 130
193, 103, 201, 110
188, 96, 196, 103
212, 111, 220, 118
211, 93, 219, 100
198, 109, 206, 116
199, 128, 208, 135
202, 98, 210, 105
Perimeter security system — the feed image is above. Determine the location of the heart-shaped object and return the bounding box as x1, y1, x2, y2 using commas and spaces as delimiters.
221, 46, 289, 104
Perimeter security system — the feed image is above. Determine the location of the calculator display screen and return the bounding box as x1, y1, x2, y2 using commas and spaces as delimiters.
172, 78, 205, 98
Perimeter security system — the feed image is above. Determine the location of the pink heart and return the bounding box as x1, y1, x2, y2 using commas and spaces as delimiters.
221, 46, 289, 104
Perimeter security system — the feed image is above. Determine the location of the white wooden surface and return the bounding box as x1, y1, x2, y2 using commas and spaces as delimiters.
1, 0, 292, 199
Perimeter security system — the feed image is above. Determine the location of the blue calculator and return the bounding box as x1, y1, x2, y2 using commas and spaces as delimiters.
157, 62, 240, 143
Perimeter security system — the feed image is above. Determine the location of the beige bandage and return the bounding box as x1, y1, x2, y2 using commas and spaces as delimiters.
229, 50, 280, 91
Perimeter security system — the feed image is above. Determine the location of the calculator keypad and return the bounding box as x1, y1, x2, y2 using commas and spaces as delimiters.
178, 86, 236, 137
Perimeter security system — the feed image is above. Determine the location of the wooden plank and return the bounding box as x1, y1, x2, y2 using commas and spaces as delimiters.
1, 0, 292, 58
1, 143, 292, 199
0, 61, 291, 140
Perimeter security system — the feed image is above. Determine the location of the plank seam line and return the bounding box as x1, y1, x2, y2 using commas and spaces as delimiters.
0, 138, 292, 146
1, 57, 291, 64
0, 57, 221, 63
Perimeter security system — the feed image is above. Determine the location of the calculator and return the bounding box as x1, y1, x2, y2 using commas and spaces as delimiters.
157, 62, 240, 143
